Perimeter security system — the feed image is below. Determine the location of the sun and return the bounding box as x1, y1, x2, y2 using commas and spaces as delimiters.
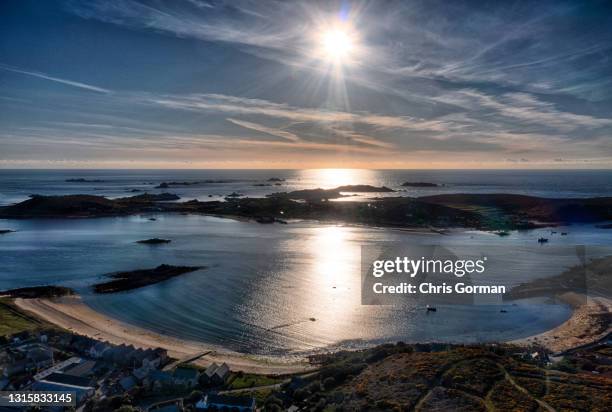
322, 29, 354, 60
314, 23, 359, 65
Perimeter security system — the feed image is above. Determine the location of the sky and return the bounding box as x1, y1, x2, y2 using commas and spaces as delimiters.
1, 0, 611, 169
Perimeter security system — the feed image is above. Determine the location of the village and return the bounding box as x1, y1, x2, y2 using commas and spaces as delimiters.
0, 327, 264, 411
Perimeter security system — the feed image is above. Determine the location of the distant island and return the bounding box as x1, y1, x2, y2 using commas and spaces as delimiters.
269, 185, 395, 201
65, 178, 106, 183
136, 238, 172, 245
401, 182, 439, 187
1, 191, 611, 231
0, 229, 16, 235
93, 264, 203, 293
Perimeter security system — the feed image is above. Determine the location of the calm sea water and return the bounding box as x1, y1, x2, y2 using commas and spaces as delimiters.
1, 169, 611, 356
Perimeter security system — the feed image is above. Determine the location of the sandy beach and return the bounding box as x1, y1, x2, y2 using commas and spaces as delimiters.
15, 296, 313, 375
512, 292, 611, 353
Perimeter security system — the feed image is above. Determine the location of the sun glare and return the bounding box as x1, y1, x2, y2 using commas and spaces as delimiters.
314, 23, 359, 65
322, 29, 353, 60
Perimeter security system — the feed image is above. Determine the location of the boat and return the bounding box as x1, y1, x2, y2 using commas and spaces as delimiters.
426, 305, 437, 312
538, 237, 549, 243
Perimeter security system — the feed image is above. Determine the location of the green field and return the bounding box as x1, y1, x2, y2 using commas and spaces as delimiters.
0, 298, 44, 336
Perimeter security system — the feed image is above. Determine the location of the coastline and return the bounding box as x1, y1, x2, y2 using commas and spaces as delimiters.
15, 291, 611, 371
512, 292, 611, 353
14, 296, 313, 375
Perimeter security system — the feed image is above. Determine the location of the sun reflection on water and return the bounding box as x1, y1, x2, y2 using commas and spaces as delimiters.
299, 168, 376, 189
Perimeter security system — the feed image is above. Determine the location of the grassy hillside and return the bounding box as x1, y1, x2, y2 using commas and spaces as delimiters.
262, 343, 612, 411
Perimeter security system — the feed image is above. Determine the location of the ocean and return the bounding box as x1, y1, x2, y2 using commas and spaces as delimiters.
1, 169, 611, 356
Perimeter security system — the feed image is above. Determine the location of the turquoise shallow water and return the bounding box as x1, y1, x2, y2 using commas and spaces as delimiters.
0, 169, 611, 356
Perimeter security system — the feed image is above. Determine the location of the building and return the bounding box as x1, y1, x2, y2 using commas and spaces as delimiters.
33, 373, 95, 406
89, 341, 110, 358
202, 362, 230, 385
172, 366, 199, 387
196, 394, 255, 411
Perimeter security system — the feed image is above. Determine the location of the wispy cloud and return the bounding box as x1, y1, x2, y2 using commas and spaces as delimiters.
435, 90, 612, 133
226, 118, 301, 142
147, 93, 454, 133
0, 64, 110, 94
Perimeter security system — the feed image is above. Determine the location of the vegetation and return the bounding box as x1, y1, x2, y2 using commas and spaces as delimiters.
4, 192, 611, 231
0, 285, 74, 299
228, 372, 284, 390
0, 298, 44, 336
259, 343, 612, 411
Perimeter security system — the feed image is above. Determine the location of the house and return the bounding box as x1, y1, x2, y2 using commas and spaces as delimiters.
142, 348, 167, 369
132, 365, 149, 381
26, 346, 54, 369
196, 394, 255, 411
34, 356, 82, 381
42, 372, 93, 388
3, 359, 29, 377
64, 360, 97, 378
213, 363, 230, 383
89, 341, 110, 358
172, 366, 199, 387
34, 372, 95, 405
201, 362, 230, 385
202, 362, 219, 384
149, 370, 174, 389
119, 375, 137, 392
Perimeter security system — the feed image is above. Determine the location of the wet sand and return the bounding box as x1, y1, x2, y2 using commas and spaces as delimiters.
512, 292, 611, 353
15, 296, 313, 375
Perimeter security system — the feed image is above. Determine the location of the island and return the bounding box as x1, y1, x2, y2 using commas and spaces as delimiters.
269, 185, 395, 201
0, 229, 16, 235
65, 178, 106, 183
401, 181, 439, 187
136, 238, 172, 244
126, 192, 180, 201
1, 192, 612, 232
93, 264, 203, 293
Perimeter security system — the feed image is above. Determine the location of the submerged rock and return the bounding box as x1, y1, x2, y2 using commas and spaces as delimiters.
93, 264, 204, 293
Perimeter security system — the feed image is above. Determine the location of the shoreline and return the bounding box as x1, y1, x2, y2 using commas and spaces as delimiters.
15, 292, 611, 372
512, 292, 612, 353
15, 296, 313, 375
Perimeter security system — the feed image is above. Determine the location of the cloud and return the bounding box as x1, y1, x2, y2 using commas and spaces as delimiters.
0, 64, 110, 94
147, 93, 455, 133
434, 89, 612, 133
226, 118, 301, 142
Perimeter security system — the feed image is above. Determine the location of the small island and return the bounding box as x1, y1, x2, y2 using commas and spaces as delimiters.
269, 185, 395, 201
401, 182, 439, 187
65, 178, 106, 183
93, 264, 203, 293
126, 193, 180, 201
136, 238, 172, 244
0, 229, 16, 235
